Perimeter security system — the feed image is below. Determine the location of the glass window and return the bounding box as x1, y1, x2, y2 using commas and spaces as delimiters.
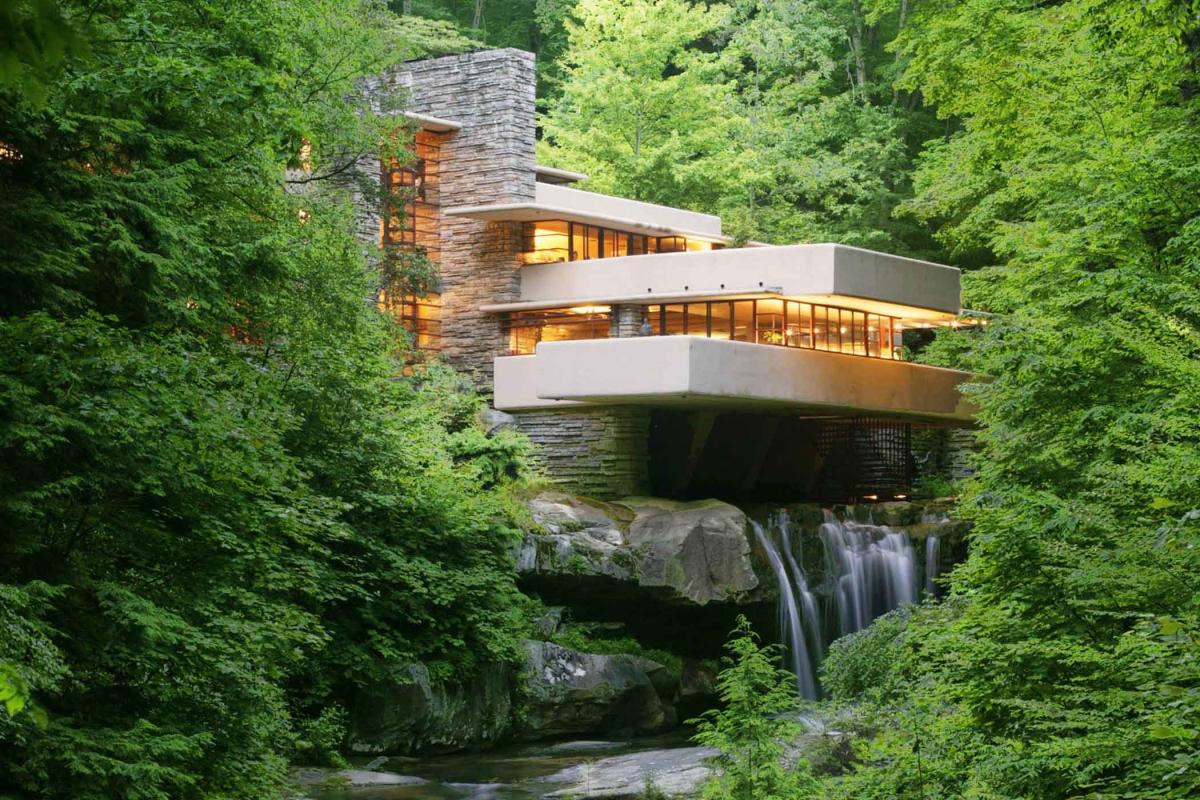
831, 308, 846, 353
631, 235, 647, 255
869, 316, 880, 359
709, 301, 732, 340
799, 303, 813, 348
755, 299, 785, 345
786, 302, 800, 347
686, 303, 707, 335
732, 301, 754, 342
657, 236, 687, 253
521, 221, 570, 264
851, 311, 865, 356
603, 228, 618, 259
614, 232, 630, 257
583, 226, 601, 260
813, 305, 829, 351
647, 304, 663, 335
663, 304, 686, 335
508, 308, 610, 354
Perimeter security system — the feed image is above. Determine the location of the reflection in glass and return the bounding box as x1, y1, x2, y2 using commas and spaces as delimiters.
733, 301, 754, 342
709, 301, 732, 340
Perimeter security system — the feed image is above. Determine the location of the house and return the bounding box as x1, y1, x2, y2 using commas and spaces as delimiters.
357, 49, 975, 501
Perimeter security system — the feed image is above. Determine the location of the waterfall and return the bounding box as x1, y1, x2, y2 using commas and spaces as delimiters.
819, 511, 918, 639
753, 509, 928, 698
775, 512, 824, 663
925, 535, 941, 596
751, 521, 818, 699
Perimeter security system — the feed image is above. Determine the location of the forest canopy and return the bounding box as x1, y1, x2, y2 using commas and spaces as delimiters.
0, 2, 530, 797
3, 0, 1200, 798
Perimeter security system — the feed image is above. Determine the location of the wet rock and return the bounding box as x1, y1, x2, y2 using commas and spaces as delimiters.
545, 740, 629, 754
480, 407, 517, 434
533, 606, 567, 638
540, 745, 718, 798
291, 767, 428, 787
517, 641, 677, 740
623, 498, 758, 605
519, 493, 760, 606
348, 662, 513, 754
517, 492, 634, 580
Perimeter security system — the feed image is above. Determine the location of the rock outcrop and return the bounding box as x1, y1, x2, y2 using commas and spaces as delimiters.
349, 662, 513, 754
517, 492, 759, 606
516, 641, 678, 740
540, 745, 718, 798
350, 641, 683, 754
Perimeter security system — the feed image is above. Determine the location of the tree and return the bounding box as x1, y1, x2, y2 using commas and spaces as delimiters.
0, 2, 530, 797
539, 0, 740, 210
825, 1, 1200, 797
693, 616, 818, 800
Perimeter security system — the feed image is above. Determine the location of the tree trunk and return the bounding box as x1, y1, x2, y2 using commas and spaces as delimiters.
472, 0, 485, 30
850, 0, 868, 93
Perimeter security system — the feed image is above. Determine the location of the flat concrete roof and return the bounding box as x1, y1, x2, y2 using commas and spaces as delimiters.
445, 182, 729, 243
401, 111, 461, 132
494, 337, 977, 423
535, 164, 588, 184
502, 243, 961, 320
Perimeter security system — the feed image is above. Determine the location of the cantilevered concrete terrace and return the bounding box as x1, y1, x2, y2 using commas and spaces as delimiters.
494, 337, 976, 423
446, 182, 732, 245
485, 243, 960, 322
489, 243, 974, 422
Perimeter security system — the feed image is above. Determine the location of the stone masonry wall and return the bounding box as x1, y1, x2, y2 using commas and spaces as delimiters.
610, 304, 648, 338
363, 49, 537, 387
513, 407, 652, 499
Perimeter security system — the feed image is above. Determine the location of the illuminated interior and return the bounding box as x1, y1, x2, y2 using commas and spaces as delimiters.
521, 220, 720, 264
504, 299, 913, 360
649, 300, 904, 359
381, 128, 448, 350
508, 307, 611, 354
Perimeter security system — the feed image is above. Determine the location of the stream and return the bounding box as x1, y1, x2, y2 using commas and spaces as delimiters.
298, 730, 705, 799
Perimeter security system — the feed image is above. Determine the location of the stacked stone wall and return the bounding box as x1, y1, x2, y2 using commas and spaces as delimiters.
513, 407, 651, 499
362, 49, 537, 387
610, 304, 648, 338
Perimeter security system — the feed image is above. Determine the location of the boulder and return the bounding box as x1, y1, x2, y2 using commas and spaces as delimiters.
516, 641, 678, 740
348, 662, 512, 754
291, 768, 427, 787
516, 492, 635, 580
540, 745, 718, 798
519, 492, 760, 606
623, 498, 759, 605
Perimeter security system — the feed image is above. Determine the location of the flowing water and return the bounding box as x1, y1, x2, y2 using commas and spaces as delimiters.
751, 521, 817, 699
301, 732, 697, 800
756, 509, 934, 697
925, 535, 941, 596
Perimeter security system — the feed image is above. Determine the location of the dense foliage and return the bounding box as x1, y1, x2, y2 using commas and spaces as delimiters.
483, 1, 1200, 797
692, 616, 817, 800
829, 1, 1200, 797
0, 2, 531, 797
5, 0, 1200, 798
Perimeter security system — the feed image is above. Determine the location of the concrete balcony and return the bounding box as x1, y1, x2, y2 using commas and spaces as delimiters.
446, 182, 728, 243
493, 336, 977, 423
483, 243, 961, 323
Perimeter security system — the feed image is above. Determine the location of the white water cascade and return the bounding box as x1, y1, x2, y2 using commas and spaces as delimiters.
752, 521, 818, 699
754, 510, 931, 697
820, 511, 918, 639
925, 535, 941, 596
775, 512, 824, 664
